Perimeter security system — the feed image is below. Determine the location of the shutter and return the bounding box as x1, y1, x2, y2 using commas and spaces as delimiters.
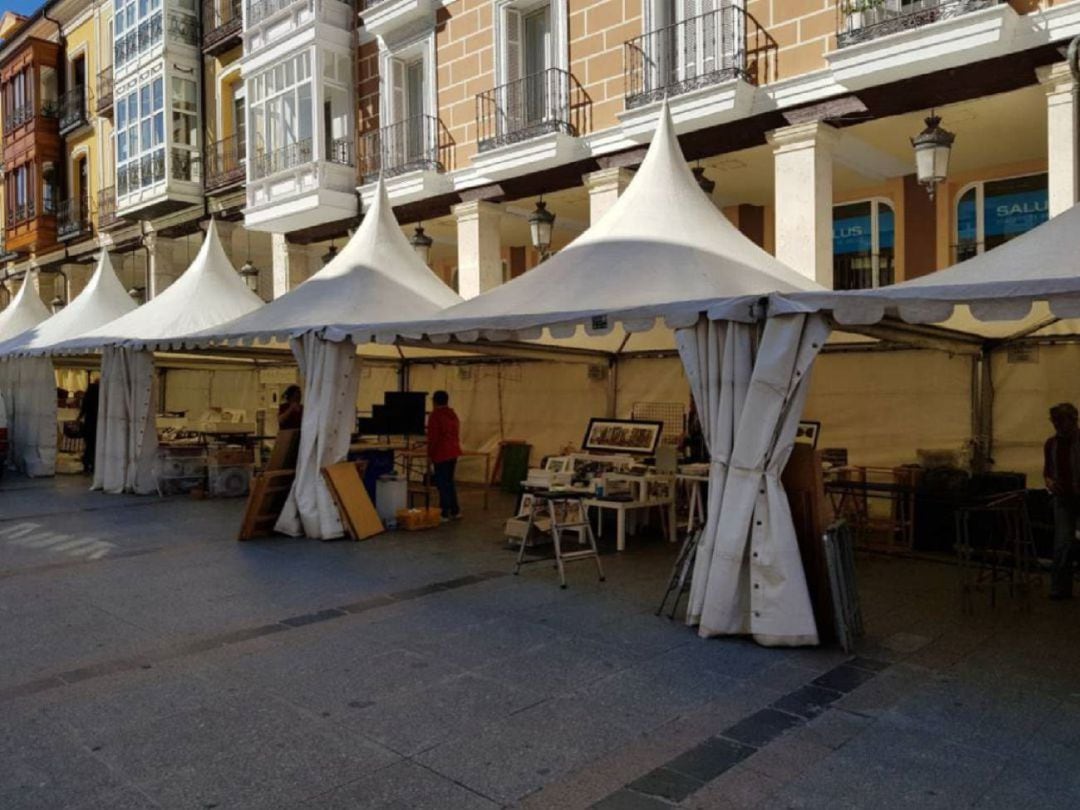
504, 8, 523, 135
389, 58, 406, 169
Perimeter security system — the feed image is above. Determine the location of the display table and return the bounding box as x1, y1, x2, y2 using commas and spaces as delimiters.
584, 472, 676, 552
349, 442, 491, 511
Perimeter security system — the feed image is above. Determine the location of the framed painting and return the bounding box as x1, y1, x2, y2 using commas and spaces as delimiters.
582, 418, 664, 455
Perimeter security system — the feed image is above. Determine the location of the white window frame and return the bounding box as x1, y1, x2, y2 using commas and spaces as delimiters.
954, 171, 1049, 258
378, 28, 436, 126
114, 72, 166, 197
494, 0, 568, 89
832, 196, 895, 289
246, 51, 315, 172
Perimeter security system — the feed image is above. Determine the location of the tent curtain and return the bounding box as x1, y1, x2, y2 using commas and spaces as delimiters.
0, 360, 14, 468
677, 313, 830, 647
11, 357, 57, 477
276, 334, 359, 540
94, 347, 158, 494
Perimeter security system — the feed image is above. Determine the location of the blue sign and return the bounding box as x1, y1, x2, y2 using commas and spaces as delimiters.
985, 188, 1048, 237
833, 209, 893, 256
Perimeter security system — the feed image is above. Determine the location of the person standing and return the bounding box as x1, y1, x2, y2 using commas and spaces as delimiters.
278, 385, 303, 431
1044, 402, 1080, 599
427, 390, 462, 521
79, 379, 100, 475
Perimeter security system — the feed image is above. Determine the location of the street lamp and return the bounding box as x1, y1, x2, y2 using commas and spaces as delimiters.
239, 259, 259, 293
409, 223, 433, 265
50, 294, 65, 314
911, 113, 954, 199
322, 242, 338, 266
528, 197, 555, 260
127, 286, 146, 305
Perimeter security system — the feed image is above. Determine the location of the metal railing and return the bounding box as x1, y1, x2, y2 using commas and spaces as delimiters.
203, 0, 242, 51
9, 200, 36, 224
327, 136, 355, 167
247, 0, 296, 26
171, 148, 201, 182
3, 102, 33, 133
358, 114, 446, 181
97, 186, 123, 229
477, 68, 587, 152
837, 0, 1000, 48
834, 256, 895, 290
624, 5, 775, 108
57, 198, 91, 240
97, 66, 114, 113
58, 87, 89, 134
204, 133, 246, 191
251, 137, 313, 179
168, 11, 200, 46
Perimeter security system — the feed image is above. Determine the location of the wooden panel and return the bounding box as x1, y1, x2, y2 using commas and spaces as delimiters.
322, 461, 384, 541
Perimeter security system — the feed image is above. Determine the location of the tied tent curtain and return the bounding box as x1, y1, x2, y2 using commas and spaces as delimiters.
276, 334, 359, 540
676, 313, 830, 646
94, 347, 158, 494
0, 361, 15, 469
11, 356, 57, 477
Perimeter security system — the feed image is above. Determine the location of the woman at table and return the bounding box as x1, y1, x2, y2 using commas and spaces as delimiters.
427, 390, 462, 521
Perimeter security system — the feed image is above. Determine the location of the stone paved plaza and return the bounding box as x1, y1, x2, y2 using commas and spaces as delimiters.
1, 474, 1079, 809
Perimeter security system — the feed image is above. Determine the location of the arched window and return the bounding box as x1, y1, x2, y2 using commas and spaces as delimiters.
954, 173, 1048, 263
832, 198, 895, 290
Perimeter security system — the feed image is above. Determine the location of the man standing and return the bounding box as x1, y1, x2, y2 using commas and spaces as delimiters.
79, 379, 100, 475
427, 390, 462, 521
1044, 402, 1080, 599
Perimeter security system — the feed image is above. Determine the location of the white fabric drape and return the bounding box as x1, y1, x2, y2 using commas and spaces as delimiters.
10, 357, 57, 477
276, 335, 359, 540
677, 314, 831, 647
0, 361, 14, 468
94, 347, 158, 494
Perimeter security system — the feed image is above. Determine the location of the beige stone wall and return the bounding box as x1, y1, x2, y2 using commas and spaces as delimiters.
435, 1, 495, 166
570, 0, 643, 137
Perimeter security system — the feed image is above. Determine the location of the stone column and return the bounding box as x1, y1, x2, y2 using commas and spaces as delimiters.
1039, 62, 1079, 217
453, 200, 502, 299
767, 122, 839, 288
583, 167, 634, 226
271, 233, 291, 300
144, 234, 184, 298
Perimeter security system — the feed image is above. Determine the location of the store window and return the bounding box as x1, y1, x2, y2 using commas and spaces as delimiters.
115, 75, 165, 196
832, 199, 895, 290
955, 173, 1048, 263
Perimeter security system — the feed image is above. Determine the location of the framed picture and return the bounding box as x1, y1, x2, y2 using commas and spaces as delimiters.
516, 493, 536, 517
796, 420, 821, 449
544, 456, 569, 473
582, 418, 664, 455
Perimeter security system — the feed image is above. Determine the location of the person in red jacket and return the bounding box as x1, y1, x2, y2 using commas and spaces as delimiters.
427, 390, 462, 520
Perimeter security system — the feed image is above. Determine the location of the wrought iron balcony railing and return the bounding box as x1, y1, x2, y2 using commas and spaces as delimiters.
358, 114, 446, 181
837, 0, 1000, 48
834, 257, 895, 291
203, 0, 242, 52
9, 199, 36, 224
171, 148, 201, 182
251, 137, 314, 179
97, 66, 114, 114
476, 68, 586, 153
624, 5, 775, 109
3, 99, 59, 134
58, 87, 89, 134
97, 186, 124, 230
204, 133, 246, 191
57, 198, 92, 241
168, 11, 200, 46
327, 136, 355, 168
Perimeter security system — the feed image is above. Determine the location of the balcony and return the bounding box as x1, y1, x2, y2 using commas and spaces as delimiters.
97, 66, 113, 116
57, 198, 92, 242
203, 0, 242, 56
837, 0, 1000, 48
251, 138, 313, 180
167, 10, 200, 47
5, 194, 59, 254
3, 100, 58, 137
624, 6, 774, 110
247, 0, 297, 27
358, 114, 447, 182
97, 186, 125, 230
58, 87, 90, 135
204, 133, 246, 192
477, 68, 586, 153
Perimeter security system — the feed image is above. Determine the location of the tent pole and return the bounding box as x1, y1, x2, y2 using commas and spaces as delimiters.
608, 356, 618, 418
970, 348, 994, 474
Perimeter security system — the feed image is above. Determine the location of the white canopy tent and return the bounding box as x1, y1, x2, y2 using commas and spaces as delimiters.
0, 252, 137, 476
182, 179, 463, 540
0, 271, 53, 474
318, 103, 827, 646
45, 221, 264, 494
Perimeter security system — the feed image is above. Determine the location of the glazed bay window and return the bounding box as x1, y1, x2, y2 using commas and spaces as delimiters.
955, 173, 1048, 262
114, 0, 164, 68
171, 76, 199, 181
248, 53, 313, 178
833, 199, 895, 290
115, 76, 166, 197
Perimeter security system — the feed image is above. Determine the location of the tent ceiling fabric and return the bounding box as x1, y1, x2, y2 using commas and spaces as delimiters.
762, 203, 1080, 338
322, 101, 820, 348
44, 220, 264, 355
0, 271, 51, 343
0, 252, 137, 357
187, 178, 462, 348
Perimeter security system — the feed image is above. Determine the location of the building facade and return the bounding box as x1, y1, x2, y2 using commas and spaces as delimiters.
0, 0, 1079, 318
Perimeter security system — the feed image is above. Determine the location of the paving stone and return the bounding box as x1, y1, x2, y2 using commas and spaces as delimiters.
722, 708, 803, 748
303, 760, 497, 809
801, 708, 873, 750
812, 664, 878, 694
683, 763, 787, 810
591, 789, 675, 810
665, 735, 755, 783
771, 684, 843, 720
627, 767, 703, 802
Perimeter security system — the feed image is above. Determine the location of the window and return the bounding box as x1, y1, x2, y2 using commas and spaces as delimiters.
113, 0, 167, 68
115, 75, 165, 197
247, 52, 318, 177
833, 199, 895, 290
955, 173, 1048, 263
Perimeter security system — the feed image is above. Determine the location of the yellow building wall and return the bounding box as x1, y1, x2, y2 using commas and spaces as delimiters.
64, 13, 99, 223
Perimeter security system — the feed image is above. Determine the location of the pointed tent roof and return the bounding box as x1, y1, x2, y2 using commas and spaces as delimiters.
0, 252, 138, 357
47, 220, 264, 354
189, 178, 462, 347
0, 270, 51, 343
324, 102, 820, 346
766, 203, 1080, 336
